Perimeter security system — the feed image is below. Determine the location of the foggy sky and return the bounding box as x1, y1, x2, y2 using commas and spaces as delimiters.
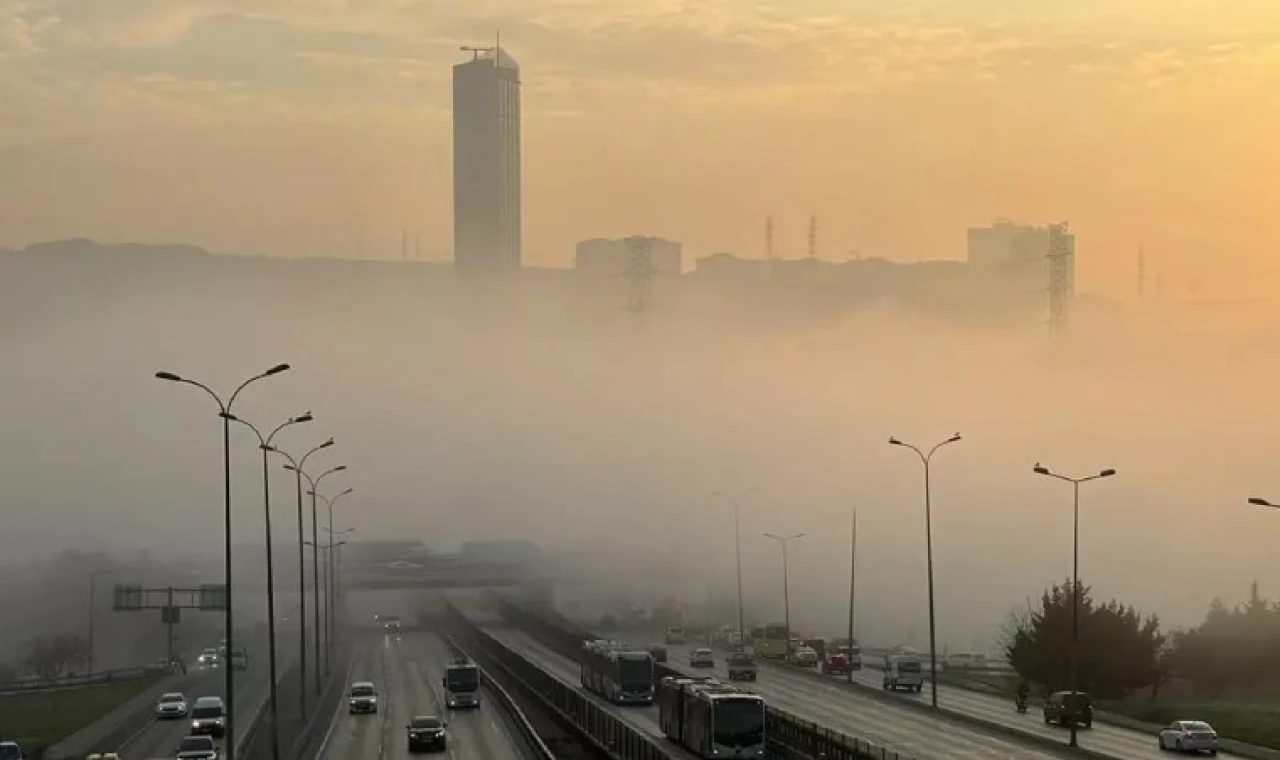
3, 255, 1280, 653
3, 0, 1280, 297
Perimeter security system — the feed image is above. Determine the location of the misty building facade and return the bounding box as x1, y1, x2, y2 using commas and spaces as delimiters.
967, 221, 1075, 295
575, 237, 683, 276
453, 47, 521, 272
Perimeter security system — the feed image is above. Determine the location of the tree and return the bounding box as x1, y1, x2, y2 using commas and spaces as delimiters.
23, 633, 88, 679
1168, 582, 1280, 697
1002, 578, 1164, 699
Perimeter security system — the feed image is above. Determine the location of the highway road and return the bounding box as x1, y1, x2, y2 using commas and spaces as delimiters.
110, 665, 268, 760
664, 644, 1248, 760
479, 626, 703, 760
320, 631, 531, 760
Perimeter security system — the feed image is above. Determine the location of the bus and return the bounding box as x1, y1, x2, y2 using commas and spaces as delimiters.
751, 624, 788, 659
580, 641, 655, 705
442, 659, 481, 708
657, 676, 766, 758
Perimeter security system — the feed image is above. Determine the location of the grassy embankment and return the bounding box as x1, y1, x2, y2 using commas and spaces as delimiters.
0, 676, 164, 758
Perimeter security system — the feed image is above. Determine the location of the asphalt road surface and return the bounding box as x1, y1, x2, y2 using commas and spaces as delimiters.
320, 631, 530, 760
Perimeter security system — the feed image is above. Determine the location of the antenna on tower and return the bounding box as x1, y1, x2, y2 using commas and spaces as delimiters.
1046, 221, 1074, 339
808, 215, 817, 259
765, 217, 774, 260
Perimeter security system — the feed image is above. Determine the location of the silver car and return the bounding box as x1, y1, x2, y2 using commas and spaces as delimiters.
689, 648, 715, 668
1157, 721, 1220, 755
155, 692, 190, 719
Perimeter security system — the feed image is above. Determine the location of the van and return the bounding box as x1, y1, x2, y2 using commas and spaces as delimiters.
883, 656, 924, 692
190, 696, 227, 738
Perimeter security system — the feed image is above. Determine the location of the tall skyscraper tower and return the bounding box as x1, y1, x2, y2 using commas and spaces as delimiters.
452, 44, 521, 272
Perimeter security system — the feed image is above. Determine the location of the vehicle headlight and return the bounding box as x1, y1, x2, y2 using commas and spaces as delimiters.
193, 720, 200, 727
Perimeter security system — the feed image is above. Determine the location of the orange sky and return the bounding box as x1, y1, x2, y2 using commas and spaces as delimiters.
2, 0, 1279, 298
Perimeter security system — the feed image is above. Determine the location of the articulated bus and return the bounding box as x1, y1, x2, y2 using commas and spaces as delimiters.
657, 676, 766, 758
580, 640, 656, 705
750, 624, 789, 658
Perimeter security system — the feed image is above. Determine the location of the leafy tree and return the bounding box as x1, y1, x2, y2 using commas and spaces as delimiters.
1003, 578, 1164, 699
23, 633, 88, 679
1169, 582, 1280, 697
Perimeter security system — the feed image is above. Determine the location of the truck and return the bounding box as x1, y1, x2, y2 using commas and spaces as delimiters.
657, 676, 766, 758
883, 655, 924, 692
442, 659, 481, 708
581, 640, 655, 705
726, 651, 758, 681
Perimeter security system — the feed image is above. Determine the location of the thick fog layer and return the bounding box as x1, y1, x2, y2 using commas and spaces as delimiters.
3, 248, 1279, 653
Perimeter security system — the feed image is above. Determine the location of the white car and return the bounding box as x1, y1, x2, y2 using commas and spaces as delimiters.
155, 692, 190, 719
1158, 721, 1220, 755
176, 735, 219, 760
349, 682, 378, 714
689, 648, 715, 668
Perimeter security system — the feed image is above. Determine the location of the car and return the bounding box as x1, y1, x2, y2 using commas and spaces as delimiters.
1158, 720, 1220, 755
688, 648, 715, 668
824, 653, 850, 675
175, 735, 218, 760
727, 651, 758, 681
406, 716, 448, 753
189, 696, 227, 738
155, 692, 190, 719
85, 754, 119, 760
791, 646, 819, 667
1043, 691, 1093, 729
0, 741, 24, 760
196, 650, 220, 669
348, 682, 378, 714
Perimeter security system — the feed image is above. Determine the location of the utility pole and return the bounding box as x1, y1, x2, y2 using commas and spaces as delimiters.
623, 235, 654, 314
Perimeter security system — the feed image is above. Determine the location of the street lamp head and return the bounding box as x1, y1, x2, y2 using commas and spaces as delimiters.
220, 411, 240, 422
1249, 497, 1274, 507
283, 464, 298, 472
333, 465, 348, 473
1099, 468, 1117, 478
155, 371, 182, 382
946, 433, 962, 444
321, 438, 335, 449
338, 488, 354, 497
888, 437, 903, 446
294, 412, 314, 424
1033, 464, 1050, 476
266, 363, 291, 376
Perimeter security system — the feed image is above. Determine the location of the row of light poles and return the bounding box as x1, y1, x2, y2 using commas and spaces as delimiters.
712, 434, 1118, 751
154, 365, 355, 760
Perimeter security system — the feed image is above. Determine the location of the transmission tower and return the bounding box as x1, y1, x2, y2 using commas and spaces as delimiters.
808, 215, 817, 258
623, 235, 655, 314
765, 217, 775, 260
1137, 245, 1146, 298
1046, 222, 1073, 338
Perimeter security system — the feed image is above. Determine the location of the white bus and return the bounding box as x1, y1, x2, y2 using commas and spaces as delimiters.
657, 676, 766, 758
580, 641, 655, 705
442, 659, 481, 708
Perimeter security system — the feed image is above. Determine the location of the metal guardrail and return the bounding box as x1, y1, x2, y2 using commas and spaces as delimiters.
0, 666, 171, 695
441, 633, 556, 760
476, 598, 919, 760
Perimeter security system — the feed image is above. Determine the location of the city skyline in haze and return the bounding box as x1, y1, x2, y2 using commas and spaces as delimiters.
2, 1, 1279, 299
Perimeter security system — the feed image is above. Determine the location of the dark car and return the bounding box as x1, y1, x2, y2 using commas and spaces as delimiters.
406, 716, 448, 753
1043, 691, 1092, 728
0, 741, 24, 760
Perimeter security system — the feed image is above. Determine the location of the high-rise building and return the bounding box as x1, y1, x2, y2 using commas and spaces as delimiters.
453, 46, 521, 272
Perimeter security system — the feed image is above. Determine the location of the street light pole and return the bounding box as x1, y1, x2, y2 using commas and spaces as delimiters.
87, 570, 109, 675
1033, 463, 1117, 749
889, 433, 962, 709
847, 509, 857, 684
155, 363, 290, 760
322, 524, 355, 665
313, 489, 353, 671
295, 465, 346, 693
710, 490, 750, 651
274, 438, 333, 719
225, 412, 313, 760
762, 532, 804, 658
